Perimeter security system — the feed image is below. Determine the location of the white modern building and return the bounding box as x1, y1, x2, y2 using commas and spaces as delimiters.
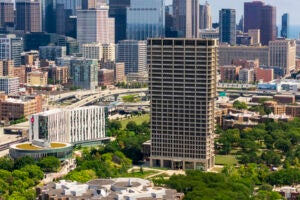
29, 106, 106, 145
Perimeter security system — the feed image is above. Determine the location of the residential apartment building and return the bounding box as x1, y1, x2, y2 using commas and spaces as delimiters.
148, 38, 218, 170
0, 34, 24, 66
27, 71, 48, 86
69, 58, 98, 90
39, 46, 67, 61
117, 40, 147, 75
219, 65, 241, 82
0, 94, 42, 121
0, 60, 14, 76
0, 77, 19, 95
239, 68, 255, 83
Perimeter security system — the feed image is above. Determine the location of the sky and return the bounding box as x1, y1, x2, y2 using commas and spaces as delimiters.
165, 0, 300, 25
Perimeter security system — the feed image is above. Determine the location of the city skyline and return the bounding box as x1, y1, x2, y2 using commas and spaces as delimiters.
166, 0, 300, 25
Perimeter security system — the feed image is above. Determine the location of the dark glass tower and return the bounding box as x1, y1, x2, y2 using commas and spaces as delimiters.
219, 9, 236, 45
281, 13, 289, 38
41, 0, 56, 33
109, 0, 130, 43
260, 5, 276, 45
244, 1, 276, 45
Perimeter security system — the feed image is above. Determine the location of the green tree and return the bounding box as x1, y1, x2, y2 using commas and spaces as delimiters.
233, 100, 247, 110
38, 156, 60, 172
14, 156, 35, 169
0, 157, 14, 171
65, 169, 97, 183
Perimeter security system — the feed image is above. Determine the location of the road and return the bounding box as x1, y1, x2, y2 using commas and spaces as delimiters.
67, 88, 148, 108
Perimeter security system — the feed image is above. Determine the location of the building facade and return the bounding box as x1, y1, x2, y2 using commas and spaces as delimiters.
39, 46, 67, 61
0, 60, 14, 77
109, 0, 131, 43
0, 0, 14, 28
27, 71, 48, 86
0, 94, 42, 121
219, 9, 236, 45
0, 77, 19, 95
173, 0, 199, 38
0, 34, 24, 67
16, 0, 41, 33
69, 58, 98, 89
219, 45, 269, 66
199, 1, 212, 30
126, 0, 165, 40
117, 40, 147, 75
269, 40, 296, 75
244, 1, 276, 45
148, 38, 218, 170
281, 13, 289, 38
29, 106, 106, 144
77, 8, 115, 47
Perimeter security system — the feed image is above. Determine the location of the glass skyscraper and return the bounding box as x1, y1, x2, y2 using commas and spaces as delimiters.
219, 9, 236, 45
126, 0, 165, 40
281, 13, 289, 38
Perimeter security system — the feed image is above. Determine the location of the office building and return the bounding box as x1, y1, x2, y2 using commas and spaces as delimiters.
0, 0, 14, 28
126, 0, 165, 40
0, 60, 14, 77
173, 0, 199, 38
239, 68, 255, 83
199, 1, 212, 30
39, 46, 67, 61
281, 13, 289, 38
219, 9, 236, 45
255, 67, 274, 82
114, 62, 125, 83
82, 43, 103, 60
244, 1, 276, 45
56, 0, 82, 15
0, 77, 19, 95
248, 29, 261, 45
0, 34, 24, 67
199, 29, 219, 39
219, 65, 241, 82
55, 3, 74, 36
244, 1, 264, 32
98, 68, 114, 86
77, 8, 115, 47
29, 106, 106, 144
219, 45, 269, 66
16, 0, 41, 33
41, 0, 56, 33
117, 40, 147, 75
82, 43, 115, 61
148, 38, 218, 170
69, 58, 98, 89
102, 43, 115, 62
109, 0, 131, 43
0, 94, 42, 121
269, 40, 296, 75
27, 71, 48, 86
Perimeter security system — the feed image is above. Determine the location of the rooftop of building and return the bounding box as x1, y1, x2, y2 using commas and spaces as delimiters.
12, 142, 70, 150
37, 178, 183, 200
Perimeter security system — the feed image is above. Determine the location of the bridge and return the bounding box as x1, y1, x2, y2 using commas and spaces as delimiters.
66, 88, 148, 108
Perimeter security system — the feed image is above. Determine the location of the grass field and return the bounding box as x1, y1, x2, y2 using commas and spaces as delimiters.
119, 114, 150, 129
215, 155, 239, 166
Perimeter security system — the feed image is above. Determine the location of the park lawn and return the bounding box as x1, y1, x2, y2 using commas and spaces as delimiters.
123, 169, 158, 178
215, 155, 239, 166
119, 114, 150, 129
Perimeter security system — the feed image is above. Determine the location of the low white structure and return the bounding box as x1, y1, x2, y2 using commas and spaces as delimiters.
29, 106, 106, 144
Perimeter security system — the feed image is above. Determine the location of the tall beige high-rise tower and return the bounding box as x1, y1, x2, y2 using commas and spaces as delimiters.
148, 38, 218, 170
200, 1, 212, 30
77, 8, 115, 47
173, 0, 199, 38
